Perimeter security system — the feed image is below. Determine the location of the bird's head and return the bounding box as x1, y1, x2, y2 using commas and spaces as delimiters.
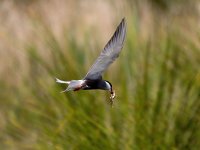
105, 80, 115, 105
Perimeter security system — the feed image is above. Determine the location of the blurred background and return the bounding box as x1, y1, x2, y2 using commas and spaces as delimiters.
0, 0, 200, 149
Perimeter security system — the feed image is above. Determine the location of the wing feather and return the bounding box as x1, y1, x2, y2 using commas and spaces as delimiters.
84, 18, 126, 80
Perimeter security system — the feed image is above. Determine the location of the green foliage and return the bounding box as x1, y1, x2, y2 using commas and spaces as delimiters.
1, 8, 200, 150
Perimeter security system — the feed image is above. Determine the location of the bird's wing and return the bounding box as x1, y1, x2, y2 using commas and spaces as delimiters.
84, 18, 126, 80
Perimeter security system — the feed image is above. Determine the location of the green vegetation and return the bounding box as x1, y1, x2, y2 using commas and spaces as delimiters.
0, 1, 200, 149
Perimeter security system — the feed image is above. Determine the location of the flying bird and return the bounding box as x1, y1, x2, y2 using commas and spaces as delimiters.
56, 18, 126, 105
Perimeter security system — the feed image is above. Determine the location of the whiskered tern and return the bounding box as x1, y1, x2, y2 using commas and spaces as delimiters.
56, 18, 126, 105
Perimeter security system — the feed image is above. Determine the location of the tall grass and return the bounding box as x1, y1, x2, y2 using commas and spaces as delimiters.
0, 1, 200, 149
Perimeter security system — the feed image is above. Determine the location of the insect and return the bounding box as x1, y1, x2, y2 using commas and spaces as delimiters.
56, 18, 126, 106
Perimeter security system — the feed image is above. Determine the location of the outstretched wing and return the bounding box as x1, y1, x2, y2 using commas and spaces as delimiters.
84, 18, 126, 80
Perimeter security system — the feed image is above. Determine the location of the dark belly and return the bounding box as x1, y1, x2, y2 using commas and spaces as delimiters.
82, 80, 106, 90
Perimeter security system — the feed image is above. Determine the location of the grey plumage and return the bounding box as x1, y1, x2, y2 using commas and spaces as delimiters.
84, 18, 126, 80
56, 18, 126, 105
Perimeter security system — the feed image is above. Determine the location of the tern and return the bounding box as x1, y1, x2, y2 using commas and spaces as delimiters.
56, 18, 126, 105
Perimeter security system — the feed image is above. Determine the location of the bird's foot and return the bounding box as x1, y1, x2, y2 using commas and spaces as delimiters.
109, 90, 115, 107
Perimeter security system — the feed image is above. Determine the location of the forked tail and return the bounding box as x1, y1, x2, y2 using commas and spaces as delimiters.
55, 78, 71, 93
55, 78, 70, 84
55, 78, 85, 92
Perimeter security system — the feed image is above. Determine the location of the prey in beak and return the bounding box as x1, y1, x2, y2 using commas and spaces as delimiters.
110, 90, 116, 106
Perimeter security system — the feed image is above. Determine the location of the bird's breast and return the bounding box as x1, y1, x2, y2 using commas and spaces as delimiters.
83, 80, 109, 90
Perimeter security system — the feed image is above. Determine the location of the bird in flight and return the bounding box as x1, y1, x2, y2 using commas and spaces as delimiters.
56, 18, 126, 105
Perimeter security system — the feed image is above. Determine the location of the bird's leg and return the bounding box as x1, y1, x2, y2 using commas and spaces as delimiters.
109, 89, 115, 106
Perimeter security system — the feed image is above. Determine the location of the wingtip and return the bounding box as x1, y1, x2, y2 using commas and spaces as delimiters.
117, 17, 126, 31
121, 17, 126, 24
119, 17, 127, 42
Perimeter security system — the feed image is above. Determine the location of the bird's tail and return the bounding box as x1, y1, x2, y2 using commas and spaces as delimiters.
55, 78, 71, 92
55, 78, 70, 84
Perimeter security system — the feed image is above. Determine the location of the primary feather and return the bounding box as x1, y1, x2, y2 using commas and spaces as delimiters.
84, 18, 126, 80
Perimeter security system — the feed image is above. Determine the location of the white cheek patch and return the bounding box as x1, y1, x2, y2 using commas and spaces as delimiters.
105, 81, 111, 90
